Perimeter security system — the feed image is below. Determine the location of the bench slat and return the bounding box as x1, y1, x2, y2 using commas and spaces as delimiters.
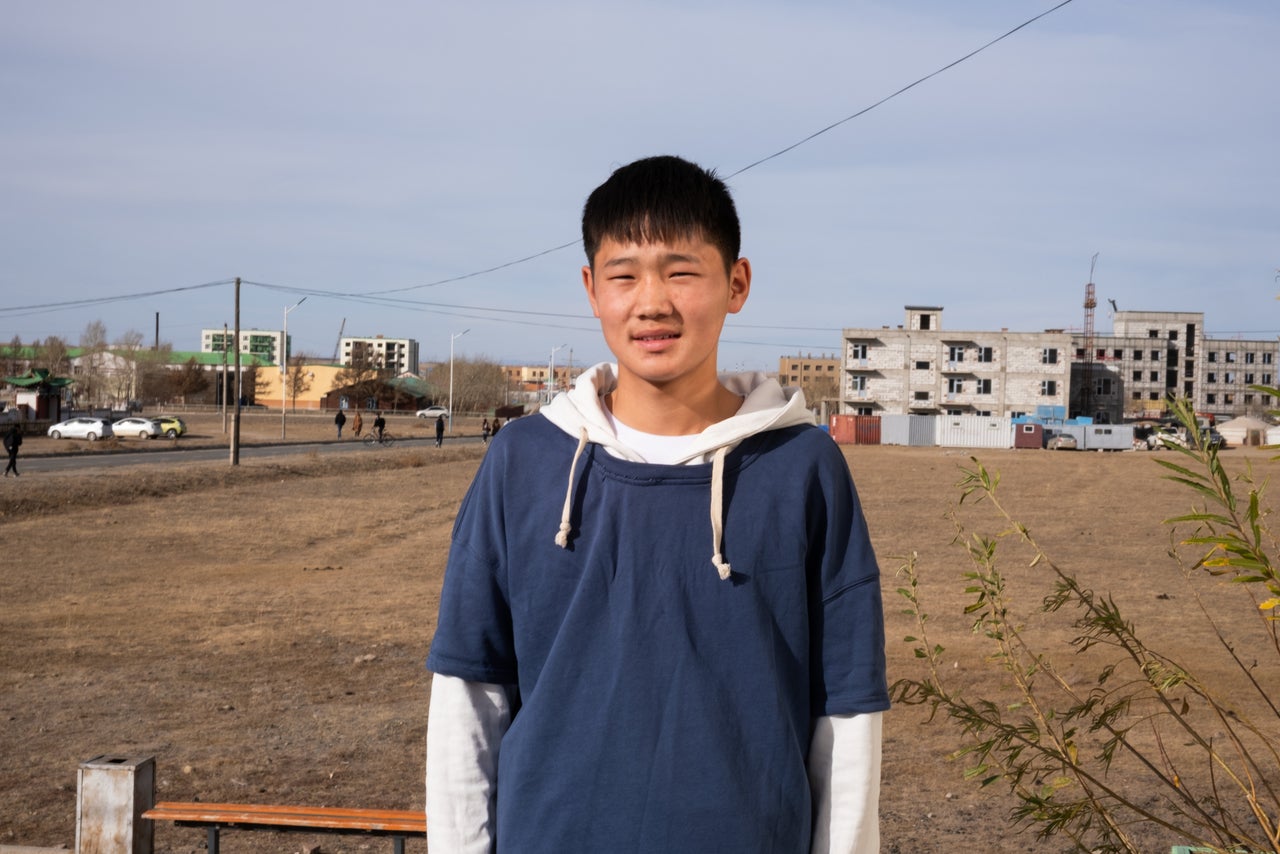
144, 801, 427, 834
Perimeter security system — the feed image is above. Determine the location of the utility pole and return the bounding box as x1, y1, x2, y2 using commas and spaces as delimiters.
231, 278, 241, 466
549, 344, 567, 403
281, 298, 306, 439
221, 322, 228, 434
449, 329, 469, 435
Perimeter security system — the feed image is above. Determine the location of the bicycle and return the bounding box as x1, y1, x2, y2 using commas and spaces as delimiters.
362, 431, 396, 448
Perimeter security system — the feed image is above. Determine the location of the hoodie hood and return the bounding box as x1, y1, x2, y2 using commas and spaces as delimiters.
541, 362, 814, 464
540, 362, 815, 580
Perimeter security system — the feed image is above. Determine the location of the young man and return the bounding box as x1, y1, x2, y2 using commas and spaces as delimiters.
426, 155, 888, 853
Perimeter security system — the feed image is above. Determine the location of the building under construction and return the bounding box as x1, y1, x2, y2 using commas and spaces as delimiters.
840, 306, 1277, 422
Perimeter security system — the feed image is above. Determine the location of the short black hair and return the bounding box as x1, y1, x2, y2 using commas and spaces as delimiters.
581, 155, 741, 272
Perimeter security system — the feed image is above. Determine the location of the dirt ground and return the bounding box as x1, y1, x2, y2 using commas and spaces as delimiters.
1, 412, 1276, 852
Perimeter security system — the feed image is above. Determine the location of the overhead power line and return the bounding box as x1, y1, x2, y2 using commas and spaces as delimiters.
364, 0, 1078, 297
2, 1, 1077, 318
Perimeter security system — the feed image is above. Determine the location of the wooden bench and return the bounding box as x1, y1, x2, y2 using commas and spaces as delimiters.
143, 801, 427, 853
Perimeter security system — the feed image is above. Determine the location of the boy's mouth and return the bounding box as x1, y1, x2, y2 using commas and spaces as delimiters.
632, 331, 680, 352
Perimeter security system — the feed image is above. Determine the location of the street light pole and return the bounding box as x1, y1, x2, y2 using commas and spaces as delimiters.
449, 329, 469, 435
549, 344, 567, 403
280, 297, 306, 439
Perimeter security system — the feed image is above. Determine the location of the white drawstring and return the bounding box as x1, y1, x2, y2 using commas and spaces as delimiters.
555, 428, 731, 581
710, 446, 732, 580
555, 428, 590, 548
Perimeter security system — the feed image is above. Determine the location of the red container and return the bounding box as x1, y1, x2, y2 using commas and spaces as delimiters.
853, 415, 881, 445
829, 415, 856, 444
829, 415, 881, 445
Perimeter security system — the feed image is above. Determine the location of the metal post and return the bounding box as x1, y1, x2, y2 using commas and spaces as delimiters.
221, 322, 228, 434
448, 329, 469, 434
231, 278, 241, 466
281, 298, 306, 439
549, 344, 567, 403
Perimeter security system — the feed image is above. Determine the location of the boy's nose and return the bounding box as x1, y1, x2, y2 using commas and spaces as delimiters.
634, 274, 674, 318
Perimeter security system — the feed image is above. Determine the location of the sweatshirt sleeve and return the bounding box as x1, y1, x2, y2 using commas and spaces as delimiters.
808, 711, 883, 854
426, 673, 517, 854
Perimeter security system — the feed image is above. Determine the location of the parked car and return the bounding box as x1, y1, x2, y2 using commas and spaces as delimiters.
151, 415, 188, 438
112, 416, 162, 439
415, 406, 450, 420
1148, 425, 1226, 451
47, 417, 113, 441
1047, 433, 1078, 451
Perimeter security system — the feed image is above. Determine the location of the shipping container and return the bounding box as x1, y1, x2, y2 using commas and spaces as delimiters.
881, 414, 937, 447
852, 415, 880, 445
831, 415, 883, 445
1080, 424, 1135, 451
829, 414, 857, 444
937, 415, 1014, 449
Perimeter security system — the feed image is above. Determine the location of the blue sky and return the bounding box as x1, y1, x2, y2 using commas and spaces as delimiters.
2, 0, 1277, 372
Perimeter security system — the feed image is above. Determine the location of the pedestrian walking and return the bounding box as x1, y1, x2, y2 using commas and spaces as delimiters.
335, 409, 347, 438
3, 425, 21, 477
481, 418, 491, 445
435, 414, 445, 448
353, 410, 363, 438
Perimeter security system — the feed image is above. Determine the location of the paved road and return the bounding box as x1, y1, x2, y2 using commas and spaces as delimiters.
18, 435, 482, 474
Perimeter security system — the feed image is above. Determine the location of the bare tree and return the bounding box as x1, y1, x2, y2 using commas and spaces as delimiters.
425, 356, 506, 413
78, 321, 110, 408
3, 335, 25, 377
32, 336, 70, 377
108, 330, 146, 406
136, 343, 174, 406
286, 357, 313, 411
332, 349, 388, 408
169, 357, 211, 403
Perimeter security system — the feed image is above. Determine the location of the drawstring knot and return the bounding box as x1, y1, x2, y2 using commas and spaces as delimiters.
555, 428, 590, 549
710, 446, 731, 580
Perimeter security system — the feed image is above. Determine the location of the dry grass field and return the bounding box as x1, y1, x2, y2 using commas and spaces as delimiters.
1, 411, 1276, 852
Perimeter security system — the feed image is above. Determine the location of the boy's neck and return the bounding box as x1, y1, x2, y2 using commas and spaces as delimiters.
606, 371, 743, 436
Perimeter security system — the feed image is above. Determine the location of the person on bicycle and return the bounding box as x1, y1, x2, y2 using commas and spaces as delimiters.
374, 411, 386, 442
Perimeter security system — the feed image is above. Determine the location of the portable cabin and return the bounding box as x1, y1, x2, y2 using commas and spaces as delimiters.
1013, 422, 1044, 449
936, 415, 1014, 449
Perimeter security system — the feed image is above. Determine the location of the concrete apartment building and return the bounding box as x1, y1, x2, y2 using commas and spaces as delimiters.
339, 335, 419, 375
778, 354, 840, 407
201, 328, 287, 364
842, 307, 1278, 422
1069, 311, 1278, 422
840, 307, 1072, 418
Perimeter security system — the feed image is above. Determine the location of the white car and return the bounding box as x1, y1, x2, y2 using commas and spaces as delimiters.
112, 416, 162, 439
416, 406, 450, 420
47, 417, 114, 441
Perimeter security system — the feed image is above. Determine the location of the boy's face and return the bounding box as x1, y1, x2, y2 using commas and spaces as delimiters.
582, 234, 750, 391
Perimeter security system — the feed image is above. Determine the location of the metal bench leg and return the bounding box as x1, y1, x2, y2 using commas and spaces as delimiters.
206, 825, 220, 854
394, 836, 405, 854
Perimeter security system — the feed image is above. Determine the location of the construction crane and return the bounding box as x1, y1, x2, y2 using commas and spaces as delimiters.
1080, 254, 1099, 420
331, 318, 346, 364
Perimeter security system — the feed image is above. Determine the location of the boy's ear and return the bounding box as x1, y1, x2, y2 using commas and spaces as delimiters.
582, 265, 602, 317
727, 257, 751, 314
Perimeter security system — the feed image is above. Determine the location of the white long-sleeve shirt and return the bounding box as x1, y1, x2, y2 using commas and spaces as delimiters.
427, 674, 882, 853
